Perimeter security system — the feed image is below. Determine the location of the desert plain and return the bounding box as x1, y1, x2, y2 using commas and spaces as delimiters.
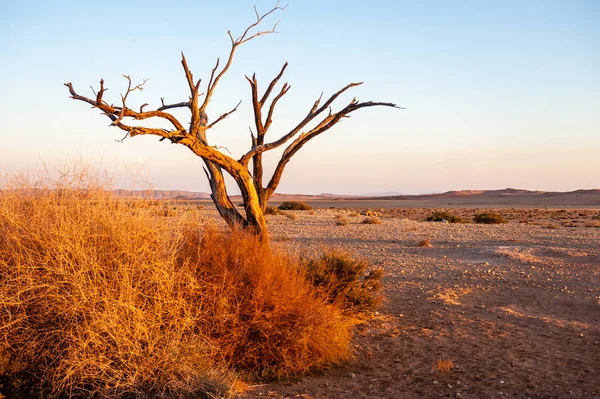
200, 190, 600, 399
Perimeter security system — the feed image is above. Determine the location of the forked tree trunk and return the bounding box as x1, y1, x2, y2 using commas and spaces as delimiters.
203, 161, 246, 228
235, 172, 268, 239
204, 159, 268, 240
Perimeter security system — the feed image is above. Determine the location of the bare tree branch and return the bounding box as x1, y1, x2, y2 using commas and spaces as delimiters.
207, 100, 242, 129
180, 53, 197, 95
239, 82, 374, 165
180, 52, 203, 137
260, 62, 288, 105
65, 76, 248, 179
159, 97, 191, 111
120, 75, 149, 105
264, 100, 400, 197
246, 73, 264, 136
199, 3, 285, 113
237, 2, 286, 44
65, 79, 186, 133
264, 82, 290, 132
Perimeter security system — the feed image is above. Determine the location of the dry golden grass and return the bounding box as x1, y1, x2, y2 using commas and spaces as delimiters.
432, 359, 455, 375
0, 170, 355, 398
418, 239, 432, 247
280, 210, 298, 221
361, 217, 381, 225
177, 228, 353, 380
334, 214, 350, 226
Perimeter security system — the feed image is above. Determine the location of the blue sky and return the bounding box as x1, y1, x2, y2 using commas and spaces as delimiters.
1, 0, 598, 194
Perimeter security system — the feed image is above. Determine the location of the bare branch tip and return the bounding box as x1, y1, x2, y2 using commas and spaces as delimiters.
254, 5, 260, 20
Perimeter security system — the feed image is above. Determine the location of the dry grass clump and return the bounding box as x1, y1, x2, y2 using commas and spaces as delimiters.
426, 211, 464, 223
177, 229, 352, 379
303, 253, 383, 313
265, 206, 298, 220
335, 214, 349, 226
0, 177, 234, 398
264, 205, 281, 215
360, 210, 379, 218
432, 359, 455, 375
283, 211, 299, 221
473, 211, 508, 224
361, 217, 381, 225
418, 239, 432, 247
277, 201, 312, 211
0, 171, 353, 397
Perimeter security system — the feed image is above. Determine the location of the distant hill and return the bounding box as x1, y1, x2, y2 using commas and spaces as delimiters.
112, 189, 211, 200
362, 188, 600, 207
363, 191, 407, 197
110, 188, 600, 207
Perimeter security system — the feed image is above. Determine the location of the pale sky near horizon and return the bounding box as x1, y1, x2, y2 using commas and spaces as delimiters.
1, 1, 598, 195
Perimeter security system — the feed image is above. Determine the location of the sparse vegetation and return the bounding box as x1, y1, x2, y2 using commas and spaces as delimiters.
432, 359, 455, 375
426, 211, 463, 223
303, 253, 383, 313
0, 172, 365, 398
335, 214, 350, 226
362, 217, 381, 225
265, 205, 282, 215
278, 201, 313, 211
361, 210, 379, 217
281, 210, 299, 220
473, 212, 508, 224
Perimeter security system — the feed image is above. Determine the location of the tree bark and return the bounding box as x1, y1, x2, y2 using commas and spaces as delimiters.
204, 160, 267, 239
203, 161, 246, 229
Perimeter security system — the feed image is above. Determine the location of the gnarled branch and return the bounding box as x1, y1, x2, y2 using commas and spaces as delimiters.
65, 79, 186, 132
158, 97, 191, 111
207, 100, 242, 129
240, 81, 377, 165
264, 99, 401, 197
200, 3, 284, 113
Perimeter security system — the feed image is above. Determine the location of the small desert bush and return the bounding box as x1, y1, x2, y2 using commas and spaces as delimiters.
335, 214, 349, 226
473, 212, 508, 224
277, 201, 312, 211
418, 238, 432, 247
264, 205, 281, 215
0, 171, 352, 397
303, 253, 383, 313
178, 228, 351, 379
360, 210, 379, 217
432, 359, 455, 375
280, 210, 298, 220
426, 211, 463, 223
361, 217, 381, 225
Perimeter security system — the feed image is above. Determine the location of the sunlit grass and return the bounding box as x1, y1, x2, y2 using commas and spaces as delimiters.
0, 168, 371, 398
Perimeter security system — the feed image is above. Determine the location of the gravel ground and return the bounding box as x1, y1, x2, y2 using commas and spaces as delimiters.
227, 208, 600, 399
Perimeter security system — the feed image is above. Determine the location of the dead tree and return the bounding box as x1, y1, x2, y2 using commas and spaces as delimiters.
65, 3, 400, 240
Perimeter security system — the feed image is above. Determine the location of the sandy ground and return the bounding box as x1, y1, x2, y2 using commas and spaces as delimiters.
228, 208, 600, 399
